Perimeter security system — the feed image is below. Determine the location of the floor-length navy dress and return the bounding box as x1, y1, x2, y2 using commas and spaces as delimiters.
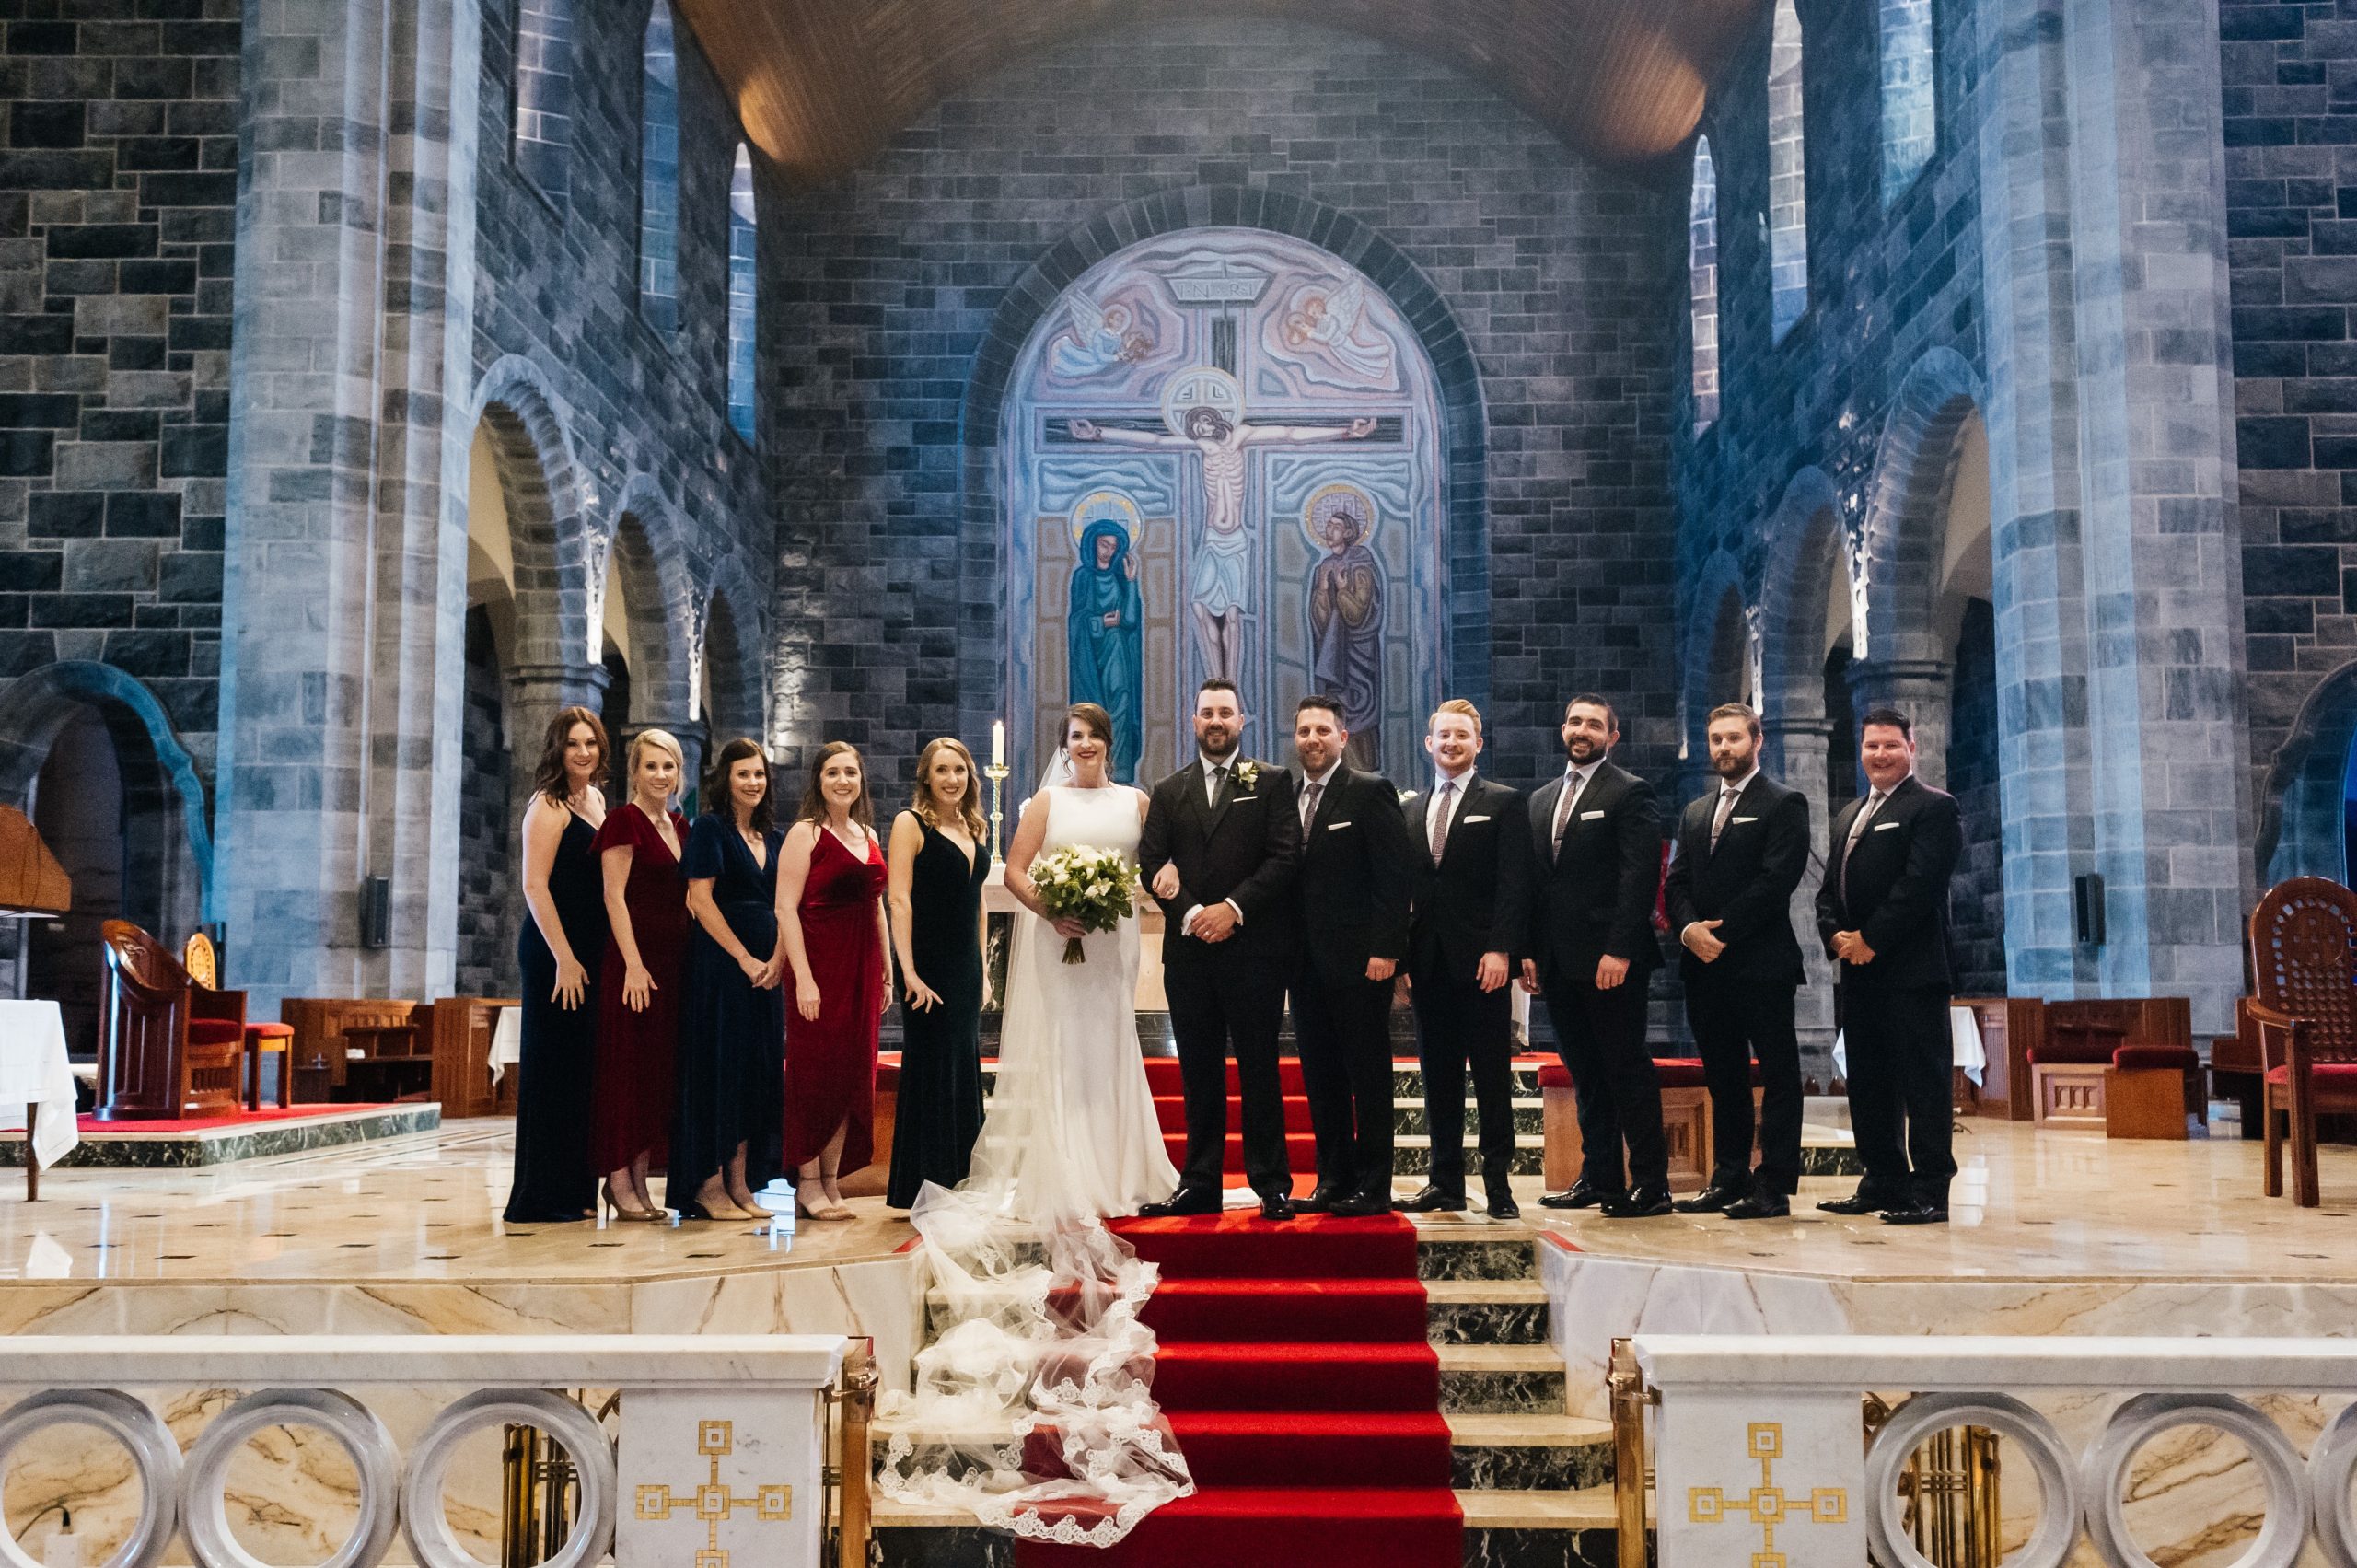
670, 813, 785, 1202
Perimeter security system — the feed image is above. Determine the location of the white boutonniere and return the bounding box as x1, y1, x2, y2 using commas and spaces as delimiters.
1233, 759, 1261, 791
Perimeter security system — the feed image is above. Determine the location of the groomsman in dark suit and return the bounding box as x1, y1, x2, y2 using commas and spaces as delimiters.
1287, 694, 1413, 1217
1524, 694, 1668, 1219
1662, 703, 1810, 1220
1139, 678, 1305, 1221
1399, 700, 1533, 1219
1815, 707, 1963, 1225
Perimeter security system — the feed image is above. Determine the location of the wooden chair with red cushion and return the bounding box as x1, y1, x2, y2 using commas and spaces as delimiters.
183, 932, 291, 1111
2247, 876, 2357, 1206
97, 920, 243, 1120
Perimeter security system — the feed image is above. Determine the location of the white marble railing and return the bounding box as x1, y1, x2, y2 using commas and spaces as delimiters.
0, 1334, 846, 1568
1628, 1335, 2357, 1568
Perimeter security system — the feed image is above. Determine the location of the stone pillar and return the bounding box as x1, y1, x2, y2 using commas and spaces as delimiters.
1764, 715, 1838, 1075
216, 0, 482, 1010
1971, 0, 2250, 1033
1844, 658, 1952, 792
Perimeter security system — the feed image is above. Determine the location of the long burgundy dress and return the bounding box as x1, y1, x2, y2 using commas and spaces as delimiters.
781, 825, 888, 1177
591, 802, 689, 1173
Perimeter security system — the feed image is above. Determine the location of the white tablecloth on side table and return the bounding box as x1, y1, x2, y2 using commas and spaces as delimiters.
489, 1005, 521, 1084
0, 999, 79, 1167
1831, 1005, 1987, 1086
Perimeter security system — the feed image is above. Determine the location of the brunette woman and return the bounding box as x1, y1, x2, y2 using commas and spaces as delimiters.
671, 738, 785, 1221
503, 706, 610, 1225
777, 741, 890, 1221
884, 738, 991, 1208
591, 728, 690, 1222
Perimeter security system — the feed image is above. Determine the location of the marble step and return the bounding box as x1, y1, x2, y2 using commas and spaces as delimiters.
1392, 1097, 1547, 1136
866, 1488, 1627, 1568
1412, 1223, 1540, 1283
1427, 1279, 1550, 1345
1439, 1342, 1567, 1415
1449, 1413, 1613, 1492
1397, 1132, 1545, 1176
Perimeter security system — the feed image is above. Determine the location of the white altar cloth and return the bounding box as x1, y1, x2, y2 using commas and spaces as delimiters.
1830, 1003, 1986, 1085
0, 999, 79, 1167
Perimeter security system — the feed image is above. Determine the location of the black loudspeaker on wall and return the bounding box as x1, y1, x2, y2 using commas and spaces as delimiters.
358, 876, 392, 949
2073, 872, 2105, 947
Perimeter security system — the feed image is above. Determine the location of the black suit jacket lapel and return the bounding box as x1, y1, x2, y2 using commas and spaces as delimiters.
1407, 784, 1432, 863
1438, 776, 1482, 871
1205, 759, 1238, 834
1307, 768, 1348, 836
1535, 776, 1564, 868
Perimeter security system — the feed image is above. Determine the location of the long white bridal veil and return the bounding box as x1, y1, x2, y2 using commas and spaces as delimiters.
874, 746, 1191, 1547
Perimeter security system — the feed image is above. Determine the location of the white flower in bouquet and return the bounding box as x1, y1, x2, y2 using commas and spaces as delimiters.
1030, 844, 1140, 964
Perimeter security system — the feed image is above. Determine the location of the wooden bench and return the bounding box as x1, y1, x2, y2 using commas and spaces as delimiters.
1538, 1059, 1722, 1193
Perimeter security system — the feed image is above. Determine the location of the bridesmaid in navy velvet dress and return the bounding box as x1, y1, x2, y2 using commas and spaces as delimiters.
671, 737, 786, 1221
884, 737, 991, 1209
591, 729, 690, 1223
503, 706, 609, 1225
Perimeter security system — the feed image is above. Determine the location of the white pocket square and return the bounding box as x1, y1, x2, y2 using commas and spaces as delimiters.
1581, 809, 1606, 821
1463, 814, 1492, 823
1327, 819, 1354, 831
1731, 816, 1757, 824
1874, 820, 1901, 832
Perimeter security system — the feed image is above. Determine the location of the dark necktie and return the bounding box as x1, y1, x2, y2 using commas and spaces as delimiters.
1301, 778, 1322, 835
1710, 785, 1739, 852
1431, 778, 1457, 865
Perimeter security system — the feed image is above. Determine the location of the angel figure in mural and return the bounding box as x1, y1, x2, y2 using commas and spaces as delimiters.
1069, 406, 1376, 684
1282, 277, 1395, 385
1307, 489, 1385, 767
1051, 280, 1154, 379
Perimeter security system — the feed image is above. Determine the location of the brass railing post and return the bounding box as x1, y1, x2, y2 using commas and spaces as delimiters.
1608, 1338, 1651, 1568
827, 1339, 878, 1568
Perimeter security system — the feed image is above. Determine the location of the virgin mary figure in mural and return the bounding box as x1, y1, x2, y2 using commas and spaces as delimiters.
1067, 515, 1145, 783
1307, 490, 1385, 766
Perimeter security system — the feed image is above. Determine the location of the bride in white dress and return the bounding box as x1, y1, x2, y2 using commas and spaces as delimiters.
878, 705, 1190, 1547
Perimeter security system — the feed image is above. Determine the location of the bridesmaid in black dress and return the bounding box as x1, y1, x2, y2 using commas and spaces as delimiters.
671, 737, 786, 1221
504, 705, 610, 1225
884, 736, 992, 1208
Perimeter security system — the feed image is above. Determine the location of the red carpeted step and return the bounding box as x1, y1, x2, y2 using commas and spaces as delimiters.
1015, 1486, 1463, 1567
1160, 1130, 1319, 1172
1163, 1411, 1453, 1489
1113, 1212, 1419, 1279
1150, 1093, 1318, 1132
1141, 1276, 1431, 1343
1151, 1342, 1440, 1412
1140, 1057, 1311, 1096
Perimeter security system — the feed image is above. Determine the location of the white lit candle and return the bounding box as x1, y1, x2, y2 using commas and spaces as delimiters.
991, 720, 1004, 767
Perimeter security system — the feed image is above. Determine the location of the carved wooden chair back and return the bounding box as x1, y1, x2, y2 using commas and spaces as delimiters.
2249, 876, 2357, 1067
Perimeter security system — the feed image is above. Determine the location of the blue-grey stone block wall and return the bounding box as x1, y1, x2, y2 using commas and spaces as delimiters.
758, 17, 1682, 796
1946, 597, 2004, 997
0, 0, 238, 778
458, 605, 512, 995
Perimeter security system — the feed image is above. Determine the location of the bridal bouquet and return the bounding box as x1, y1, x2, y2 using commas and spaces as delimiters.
1030, 846, 1139, 965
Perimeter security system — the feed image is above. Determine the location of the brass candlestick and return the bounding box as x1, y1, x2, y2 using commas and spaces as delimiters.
985, 762, 1010, 865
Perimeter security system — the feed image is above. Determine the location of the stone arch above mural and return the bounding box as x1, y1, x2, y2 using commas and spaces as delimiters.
960, 187, 1487, 786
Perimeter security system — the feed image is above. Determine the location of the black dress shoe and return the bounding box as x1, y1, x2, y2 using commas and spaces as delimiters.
1816, 1191, 1898, 1216
1671, 1181, 1747, 1214
1396, 1184, 1469, 1214
1484, 1188, 1521, 1222
1260, 1193, 1296, 1222
1879, 1201, 1948, 1225
1721, 1191, 1791, 1221
1538, 1179, 1624, 1211
1600, 1185, 1674, 1219
1294, 1183, 1347, 1214
1137, 1185, 1222, 1218
1329, 1187, 1394, 1217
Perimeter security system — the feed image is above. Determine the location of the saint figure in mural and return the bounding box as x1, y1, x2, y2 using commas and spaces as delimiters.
1071, 402, 1375, 685
1307, 487, 1385, 767
1067, 512, 1145, 783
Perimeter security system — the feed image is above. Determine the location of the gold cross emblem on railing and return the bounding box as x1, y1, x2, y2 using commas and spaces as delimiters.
634, 1419, 793, 1567
1687, 1421, 1848, 1568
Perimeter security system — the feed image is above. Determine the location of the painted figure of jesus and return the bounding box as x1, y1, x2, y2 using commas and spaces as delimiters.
1069, 410, 1376, 681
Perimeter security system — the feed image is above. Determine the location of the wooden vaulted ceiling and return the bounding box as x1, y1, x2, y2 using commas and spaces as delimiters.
671, 0, 1767, 183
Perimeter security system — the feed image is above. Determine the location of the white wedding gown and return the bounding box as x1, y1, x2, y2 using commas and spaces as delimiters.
877, 783, 1190, 1546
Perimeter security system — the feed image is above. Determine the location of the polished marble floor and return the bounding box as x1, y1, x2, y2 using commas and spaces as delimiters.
2, 1114, 2350, 1288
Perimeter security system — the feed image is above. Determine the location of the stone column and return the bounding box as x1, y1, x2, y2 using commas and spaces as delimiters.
216, 0, 482, 1009
1844, 658, 1953, 791
1764, 714, 1838, 1075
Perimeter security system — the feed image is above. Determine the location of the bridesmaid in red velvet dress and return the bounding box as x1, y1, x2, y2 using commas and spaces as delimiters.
777, 740, 891, 1221
592, 728, 691, 1222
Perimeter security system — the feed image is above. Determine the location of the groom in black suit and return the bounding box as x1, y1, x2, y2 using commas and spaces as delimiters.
1139, 678, 1305, 1221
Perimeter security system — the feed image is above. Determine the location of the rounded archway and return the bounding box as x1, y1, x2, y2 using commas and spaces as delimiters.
2258, 660, 2357, 886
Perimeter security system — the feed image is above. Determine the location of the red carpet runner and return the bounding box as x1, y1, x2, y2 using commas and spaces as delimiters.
1016, 1059, 1461, 1566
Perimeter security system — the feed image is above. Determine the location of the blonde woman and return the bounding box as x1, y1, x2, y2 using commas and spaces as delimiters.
591, 727, 689, 1222
884, 738, 992, 1208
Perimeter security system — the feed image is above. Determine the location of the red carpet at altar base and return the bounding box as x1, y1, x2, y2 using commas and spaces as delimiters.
74, 1103, 407, 1133
1016, 1057, 1461, 1567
